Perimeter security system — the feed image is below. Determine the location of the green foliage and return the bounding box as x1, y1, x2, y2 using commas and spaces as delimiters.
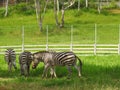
0, 3, 35, 17
12, 3, 35, 15
0, 8, 5, 17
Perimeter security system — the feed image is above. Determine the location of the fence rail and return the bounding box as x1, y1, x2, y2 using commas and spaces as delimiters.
0, 44, 120, 56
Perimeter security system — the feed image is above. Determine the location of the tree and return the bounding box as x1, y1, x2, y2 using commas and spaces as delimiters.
5, 0, 9, 17
54, 0, 75, 28
85, 0, 88, 8
98, 0, 102, 14
34, 0, 49, 31
78, 0, 80, 11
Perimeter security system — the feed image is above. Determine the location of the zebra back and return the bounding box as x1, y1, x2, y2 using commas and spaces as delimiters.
4, 48, 16, 63
19, 51, 32, 65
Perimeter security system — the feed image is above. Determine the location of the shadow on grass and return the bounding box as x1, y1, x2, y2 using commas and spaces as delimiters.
0, 62, 120, 89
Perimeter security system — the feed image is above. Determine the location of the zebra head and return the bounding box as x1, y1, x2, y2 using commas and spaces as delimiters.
32, 51, 49, 69
32, 53, 42, 69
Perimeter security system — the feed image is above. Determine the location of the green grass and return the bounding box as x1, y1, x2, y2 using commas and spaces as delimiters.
0, 55, 120, 90
0, 9, 120, 46
0, 23, 119, 45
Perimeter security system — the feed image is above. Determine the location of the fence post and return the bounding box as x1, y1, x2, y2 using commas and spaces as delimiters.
118, 24, 120, 55
78, 0, 80, 11
22, 26, 24, 52
46, 25, 48, 51
70, 25, 73, 51
94, 24, 97, 55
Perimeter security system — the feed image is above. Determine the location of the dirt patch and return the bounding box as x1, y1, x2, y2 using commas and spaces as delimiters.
0, 86, 8, 90
109, 9, 120, 14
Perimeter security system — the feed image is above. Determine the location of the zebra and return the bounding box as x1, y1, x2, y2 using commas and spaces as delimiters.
4, 48, 17, 72
19, 51, 33, 76
32, 51, 82, 78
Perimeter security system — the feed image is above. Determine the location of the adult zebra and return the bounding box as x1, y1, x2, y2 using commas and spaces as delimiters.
4, 48, 17, 72
19, 51, 33, 76
32, 51, 82, 78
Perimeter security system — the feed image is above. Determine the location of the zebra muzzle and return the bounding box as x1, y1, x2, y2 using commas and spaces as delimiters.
32, 65, 36, 69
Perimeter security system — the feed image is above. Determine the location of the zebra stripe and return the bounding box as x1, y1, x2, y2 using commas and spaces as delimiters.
19, 51, 32, 76
53, 52, 76, 66
4, 48, 17, 72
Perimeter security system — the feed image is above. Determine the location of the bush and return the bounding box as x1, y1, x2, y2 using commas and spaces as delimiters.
0, 8, 5, 17
0, 3, 35, 17
13, 3, 35, 15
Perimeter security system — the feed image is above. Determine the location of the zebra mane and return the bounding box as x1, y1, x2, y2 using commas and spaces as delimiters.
7, 48, 14, 51
33, 51, 49, 55
23, 51, 31, 53
33, 50, 56, 55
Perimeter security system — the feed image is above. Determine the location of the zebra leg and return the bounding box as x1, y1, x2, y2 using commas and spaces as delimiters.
53, 68, 57, 78
66, 66, 72, 79
42, 63, 50, 78
20, 65, 24, 75
50, 66, 57, 78
50, 68, 54, 78
8, 62, 12, 72
74, 64, 81, 77
13, 61, 17, 69
23, 64, 28, 76
27, 65, 30, 76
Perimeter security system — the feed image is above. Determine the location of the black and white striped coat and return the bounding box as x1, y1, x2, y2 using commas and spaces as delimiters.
32, 51, 82, 78
19, 51, 32, 76
4, 48, 17, 72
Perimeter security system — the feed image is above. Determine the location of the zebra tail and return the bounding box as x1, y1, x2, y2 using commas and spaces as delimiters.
76, 56, 82, 73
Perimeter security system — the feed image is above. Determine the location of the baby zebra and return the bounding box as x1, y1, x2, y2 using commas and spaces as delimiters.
32, 51, 82, 78
19, 51, 32, 76
4, 48, 17, 72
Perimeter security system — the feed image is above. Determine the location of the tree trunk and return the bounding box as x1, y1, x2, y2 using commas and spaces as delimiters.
60, 4, 65, 28
5, 0, 9, 17
98, 0, 101, 14
26, 0, 29, 4
78, 0, 80, 11
85, 0, 88, 8
57, 0, 59, 15
35, 0, 48, 31
54, 0, 60, 26
54, 0, 75, 28
35, 0, 41, 31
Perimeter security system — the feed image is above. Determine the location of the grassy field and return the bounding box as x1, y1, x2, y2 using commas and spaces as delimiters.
0, 55, 120, 90
0, 8, 120, 90
0, 9, 120, 46
0, 24, 119, 46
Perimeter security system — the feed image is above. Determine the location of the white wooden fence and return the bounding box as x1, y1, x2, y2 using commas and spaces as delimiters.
0, 44, 120, 56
